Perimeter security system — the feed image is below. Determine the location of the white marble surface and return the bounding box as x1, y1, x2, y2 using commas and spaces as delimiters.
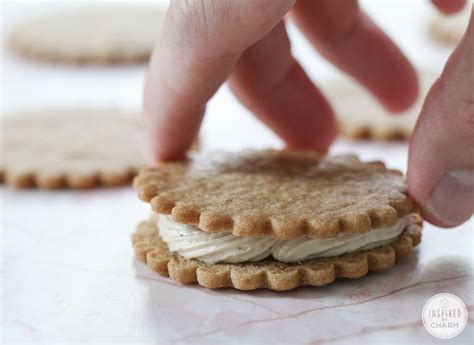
1, 1, 473, 344
2, 186, 473, 344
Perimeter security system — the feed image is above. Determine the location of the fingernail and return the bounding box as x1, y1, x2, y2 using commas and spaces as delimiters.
427, 170, 474, 226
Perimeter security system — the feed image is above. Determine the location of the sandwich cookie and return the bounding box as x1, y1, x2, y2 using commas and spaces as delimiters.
132, 150, 422, 290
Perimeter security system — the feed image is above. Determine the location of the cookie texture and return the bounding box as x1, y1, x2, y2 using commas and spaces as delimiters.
1, 108, 144, 189
132, 215, 422, 291
8, 7, 166, 64
429, 6, 471, 45
323, 70, 437, 140
134, 150, 415, 239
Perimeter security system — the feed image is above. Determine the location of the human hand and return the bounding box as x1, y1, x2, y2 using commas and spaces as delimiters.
408, 5, 474, 228
144, 0, 470, 227
144, 0, 423, 159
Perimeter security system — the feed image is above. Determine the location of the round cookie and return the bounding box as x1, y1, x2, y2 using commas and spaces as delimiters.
429, 5, 471, 45
1, 108, 145, 189
132, 150, 422, 290
134, 150, 415, 239
323, 71, 438, 140
8, 7, 166, 64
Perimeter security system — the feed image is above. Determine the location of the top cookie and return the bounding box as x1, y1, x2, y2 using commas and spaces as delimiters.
8, 7, 166, 64
134, 150, 414, 240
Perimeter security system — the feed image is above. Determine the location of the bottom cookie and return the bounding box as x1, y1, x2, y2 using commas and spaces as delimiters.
132, 215, 422, 291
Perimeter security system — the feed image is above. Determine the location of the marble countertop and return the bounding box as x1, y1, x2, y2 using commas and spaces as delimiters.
2, 177, 473, 344
1, 1, 473, 344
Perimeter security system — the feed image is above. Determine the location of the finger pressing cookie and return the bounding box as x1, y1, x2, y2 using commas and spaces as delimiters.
132, 150, 422, 290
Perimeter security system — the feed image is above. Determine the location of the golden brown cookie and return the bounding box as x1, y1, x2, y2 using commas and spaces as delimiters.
1, 108, 145, 189
134, 150, 414, 239
323, 70, 438, 140
8, 7, 166, 64
132, 214, 422, 291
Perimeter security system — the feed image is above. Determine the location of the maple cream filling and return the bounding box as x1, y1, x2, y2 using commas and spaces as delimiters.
157, 215, 408, 264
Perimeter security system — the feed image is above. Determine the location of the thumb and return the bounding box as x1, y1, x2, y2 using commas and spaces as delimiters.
408, 5, 474, 227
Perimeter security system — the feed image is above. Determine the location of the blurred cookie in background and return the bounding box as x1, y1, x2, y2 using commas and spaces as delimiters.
323, 70, 437, 140
429, 3, 471, 45
1, 108, 200, 189
1, 108, 146, 189
7, 7, 167, 64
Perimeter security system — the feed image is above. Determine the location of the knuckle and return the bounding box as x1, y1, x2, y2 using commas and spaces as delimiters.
241, 0, 293, 23
169, 0, 292, 38
428, 79, 474, 137
456, 100, 474, 136
169, 0, 217, 38
167, 0, 292, 56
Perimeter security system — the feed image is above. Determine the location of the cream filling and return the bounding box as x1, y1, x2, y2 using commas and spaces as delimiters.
158, 215, 408, 264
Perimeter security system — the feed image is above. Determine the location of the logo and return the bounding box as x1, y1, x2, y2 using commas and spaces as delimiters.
422, 293, 468, 339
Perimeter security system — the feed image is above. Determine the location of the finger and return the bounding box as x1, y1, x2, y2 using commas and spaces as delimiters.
144, 0, 295, 160
432, 0, 466, 14
290, 0, 418, 113
228, 21, 337, 150
408, 6, 474, 227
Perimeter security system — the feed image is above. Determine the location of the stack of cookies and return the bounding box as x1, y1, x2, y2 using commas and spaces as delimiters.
132, 149, 422, 291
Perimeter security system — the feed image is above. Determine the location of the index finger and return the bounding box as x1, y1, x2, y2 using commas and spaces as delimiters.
144, 0, 295, 161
